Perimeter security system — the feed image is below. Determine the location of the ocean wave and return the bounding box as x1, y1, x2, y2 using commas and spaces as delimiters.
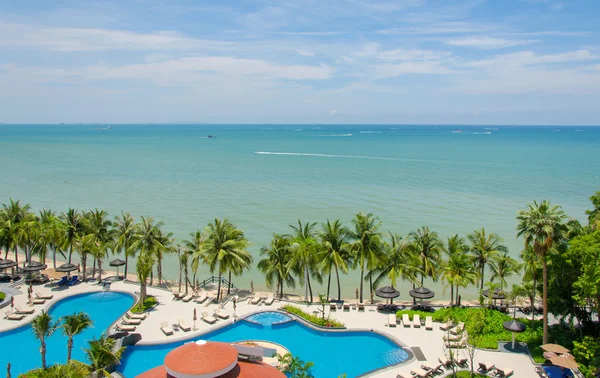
484, 128, 499, 130
574, 130, 584, 132
313, 133, 353, 137
472, 132, 491, 135
360, 131, 382, 134
255, 151, 400, 161
295, 129, 303, 131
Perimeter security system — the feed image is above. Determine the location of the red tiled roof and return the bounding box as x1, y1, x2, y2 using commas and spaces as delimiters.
136, 361, 286, 378
164, 341, 238, 376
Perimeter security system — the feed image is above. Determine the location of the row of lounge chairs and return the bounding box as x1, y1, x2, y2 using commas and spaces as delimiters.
478, 362, 513, 377
250, 293, 274, 305
160, 308, 231, 336
115, 311, 148, 332
54, 275, 79, 286
389, 314, 434, 330
3, 292, 56, 321
173, 290, 210, 304
396, 361, 445, 378
331, 302, 365, 312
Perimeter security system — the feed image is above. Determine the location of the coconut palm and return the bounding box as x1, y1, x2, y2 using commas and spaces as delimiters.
136, 251, 154, 304
0, 199, 33, 265
84, 336, 125, 377
82, 209, 114, 282
61, 208, 83, 264
16, 213, 39, 264
374, 232, 419, 291
520, 246, 539, 327
350, 212, 382, 303
37, 209, 66, 268
441, 235, 476, 306
585, 191, 600, 229
489, 252, 522, 290
31, 310, 57, 369
258, 234, 296, 299
184, 230, 207, 292
409, 226, 443, 287
467, 228, 508, 290
517, 199, 567, 344
114, 212, 136, 280
155, 228, 174, 288
317, 219, 352, 301
203, 218, 250, 302
288, 220, 319, 303
130, 217, 166, 286
224, 241, 253, 295
61, 312, 93, 362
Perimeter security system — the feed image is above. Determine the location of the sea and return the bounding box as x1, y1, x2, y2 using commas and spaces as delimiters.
1, 124, 598, 299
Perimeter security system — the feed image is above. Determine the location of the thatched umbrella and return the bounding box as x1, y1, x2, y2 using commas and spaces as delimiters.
109, 259, 126, 279
23, 261, 47, 272
0, 259, 17, 270
409, 286, 435, 308
503, 319, 526, 349
55, 263, 78, 278
550, 355, 578, 377
375, 286, 400, 304
541, 344, 570, 354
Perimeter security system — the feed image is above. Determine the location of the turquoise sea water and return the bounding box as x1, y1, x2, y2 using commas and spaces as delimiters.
1, 124, 599, 298
0, 291, 134, 375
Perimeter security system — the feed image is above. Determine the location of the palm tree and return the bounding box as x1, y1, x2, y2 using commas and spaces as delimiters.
0, 199, 33, 265
517, 199, 567, 344
136, 251, 154, 304
441, 235, 475, 306
16, 212, 39, 264
288, 220, 319, 303
520, 246, 539, 327
155, 228, 174, 288
184, 230, 206, 291
409, 226, 443, 287
130, 217, 166, 286
317, 219, 352, 301
224, 242, 253, 295
258, 234, 296, 299
61, 312, 93, 362
179, 246, 189, 293
350, 212, 382, 303
489, 252, 521, 289
31, 310, 57, 369
37, 209, 66, 268
83, 209, 114, 282
467, 228, 508, 290
374, 232, 419, 291
114, 212, 136, 280
84, 336, 124, 376
585, 191, 600, 229
61, 208, 83, 264
203, 218, 250, 302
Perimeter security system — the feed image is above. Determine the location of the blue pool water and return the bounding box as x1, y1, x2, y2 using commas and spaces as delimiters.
119, 318, 409, 377
544, 365, 573, 378
245, 311, 291, 325
0, 291, 134, 375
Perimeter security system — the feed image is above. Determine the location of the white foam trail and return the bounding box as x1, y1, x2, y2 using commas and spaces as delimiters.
360, 130, 382, 134
255, 151, 400, 161
313, 133, 353, 137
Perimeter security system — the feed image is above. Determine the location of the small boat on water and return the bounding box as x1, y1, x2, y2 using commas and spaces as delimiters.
452, 129, 463, 133
208, 135, 216, 138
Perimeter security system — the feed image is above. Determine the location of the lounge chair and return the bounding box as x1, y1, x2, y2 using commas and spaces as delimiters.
454, 355, 468, 366
438, 356, 452, 368
445, 337, 467, 349
14, 306, 35, 315
201, 311, 217, 324
421, 363, 443, 375
330, 303, 337, 311
214, 308, 230, 319
402, 314, 411, 327
496, 367, 514, 377
450, 322, 464, 335
411, 367, 432, 378
358, 303, 365, 312
413, 314, 421, 328
343, 303, 350, 311
121, 317, 142, 325
160, 321, 173, 336
67, 275, 79, 286
55, 276, 68, 286
32, 298, 46, 305
115, 323, 137, 332
126, 311, 147, 320
425, 316, 433, 330
396, 373, 412, 378
443, 333, 462, 341
181, 293, 194, 302
172, 289, 182, 300
250, 295, 262, 305
388, 314, 397, 327
439, 319, 453, 331
178, 318, 191, 332
4, 310, 25, 321
35, 292, 53, 300
264, 294, 274, 305
194, 292, 207, 304
478, 362, 495, 373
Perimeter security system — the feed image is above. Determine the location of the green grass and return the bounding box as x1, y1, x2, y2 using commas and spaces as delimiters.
451, 371, 487, 377
0, 291, 5, 301
282, 305, 345, 328
131, 295, 157, 313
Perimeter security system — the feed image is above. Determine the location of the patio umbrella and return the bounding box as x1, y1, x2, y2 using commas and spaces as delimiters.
541, 344, 570, 354
109, 259, 126, 279
503, 319, 526, 349
23, 261, 47, 272
0, 259, 17, 270
409, 286, 435, 299
482, 288, 507, 300
42, 268, 66, 280
375, 286, 400, 304
55, 263, 78, 272
550, 355, 578, 377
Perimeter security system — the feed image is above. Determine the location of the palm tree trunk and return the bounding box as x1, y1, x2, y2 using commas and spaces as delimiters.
359, 267, 364, 303
326, 270, 331, 300
304, 265, 309, 303
67, 337, 73, 361
14, 245, 19, 267
279, 277, 284, 299
531, 269, 536, 328
450, 285, 454, 306
456, 285, 459, 306
140, 282, 146, 303
228, 270, 232, 295
217, 269, 222, 302
184, 260, 189, 294
92, 257, 97, 278
53, 249, 57, 269
480, 264, 485, 291
68, 244, 73, 264
157, 257, 162, 287
335, 265, 341, 301
98, 259, 102, 283
308, 274, 313, 303
150, 270, 153, 286
178, 252, 182, 291
369, 275, 373, 301
542, 253, 549, 344
40, 341, 47, 369
81, 254, 87, 281
124, 251, 129, 281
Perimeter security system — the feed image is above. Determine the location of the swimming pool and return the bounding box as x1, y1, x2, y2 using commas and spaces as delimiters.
245, 311, 291, 325
119, 316, 410, 377
0, 291, 134, 376
544, 365, 573, 378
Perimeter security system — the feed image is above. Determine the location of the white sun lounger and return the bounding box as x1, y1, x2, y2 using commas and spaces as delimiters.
14, 306, 35, 315
160, 321, 173, 336
4, 310, 25, 321
425, 316, 433, 330
264, 294, 274, 305
35, 292, 53, 300
438, 355, 452, 368
126, 311, 147, 320
496, 367, 514, 377
330, 303, 337, 311
422, 362, 443, 374
121, 317, 141, 325
439, 319, 453, 331
388, 314, 397, 327
250, 295, 262, 305
202, 311, 217, 324
478, 362, 495, 373
450, 322, 464, 335
413, 314, 421, 328
181, 293, 194, 302
116, 323, 137, 332
194, 292, 207, 304
402, 314, 411, 327
411, 367, 432, 378
178, 318, 191, 332
214, 308, 230, 319
32, 298, 46, 305
396, 373, 412, 378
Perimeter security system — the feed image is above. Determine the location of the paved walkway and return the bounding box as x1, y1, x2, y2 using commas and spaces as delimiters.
0, 280, 540, 377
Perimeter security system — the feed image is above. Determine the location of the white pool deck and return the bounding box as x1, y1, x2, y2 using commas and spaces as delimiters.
0, 279, 540, 377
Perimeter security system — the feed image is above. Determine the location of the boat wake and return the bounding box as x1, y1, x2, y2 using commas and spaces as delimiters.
255, 151, 400, 161
313, 133, 353, 137
360, 131, 382, 134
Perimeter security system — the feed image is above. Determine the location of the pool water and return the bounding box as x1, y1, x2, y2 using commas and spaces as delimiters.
119, 319, 409, 377
246, 311, 291, 325
544, 365, 573, 378
0, 291, 134, 375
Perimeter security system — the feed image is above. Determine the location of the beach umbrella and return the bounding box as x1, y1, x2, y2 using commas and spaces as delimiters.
482, 288, 506, 300
375, 286, 400, 304
503, 319, 526, 349
109, 259, 126, 279
0, 259, 17, 270
550, 355, 578, 377
23, 261, 47, 272
55, 263, 78, 272
541, 344, 570, 354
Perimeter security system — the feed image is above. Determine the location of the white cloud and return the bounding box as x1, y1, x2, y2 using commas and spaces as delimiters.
296, 49, 315, 57
447, 36, 540, 50
376, 22, 498, 35
373, 61, 453, 78
468, 50, 596, 68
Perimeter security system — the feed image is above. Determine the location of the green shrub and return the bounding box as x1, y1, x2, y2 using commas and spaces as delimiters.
282, 305, 344, 328
0, 291, 5, 301
131, 295, 157, 313
19, 361, 90, 378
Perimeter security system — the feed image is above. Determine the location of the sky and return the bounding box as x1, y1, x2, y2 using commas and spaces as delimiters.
0, 0, 599, 125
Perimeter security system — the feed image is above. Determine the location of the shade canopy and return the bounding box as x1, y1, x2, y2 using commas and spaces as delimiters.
550, 356, 578, 369
503, 320, 526, 333
409, 287, 435, 299
541, 344, 570, 354
109, 259, 126, 267
375, 286, 400, 299
23, 261, 48, 272
482, 288, 507, 299
0, 259, 17, 270
55, 263, 78, 272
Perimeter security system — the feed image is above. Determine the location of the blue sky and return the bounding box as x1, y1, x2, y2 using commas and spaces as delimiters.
0, 0, 599, 125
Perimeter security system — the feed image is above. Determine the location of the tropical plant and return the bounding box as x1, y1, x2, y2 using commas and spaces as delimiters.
374, 232, 418, 291
467, 228, 508, 290
585, 190, 600, 229
517, 199, 567, 344
489, 252, 521, 289
288, 220, 319, 303
184, 230, 206, 292
154, 227, 174, 288
61, 312, 93, 362
409, 226, 443, 286
202, 218, 250, 302
130, 217, 165, 286
258, 233, 295, 299
31, 310, 57, 369
520, 246, 539, 327
0, 199, 34, 265
84, 336, 124, 376
441, 235, 476, 306
114, 211, 136, 280
136, 251, 154, 304
285, 355, 315, 378
81, 209, 114, 282
317, 220, 352, 301
350, 212, 382, 303
37, 209, 66, 268
61, 208, 83, 264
